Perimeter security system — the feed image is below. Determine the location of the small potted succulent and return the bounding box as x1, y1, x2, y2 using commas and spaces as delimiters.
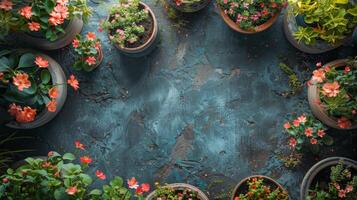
217, 0, 286, 34
0, 140, 151, 199
1, 0, 92, 50
284, 114, 333, 153
102, 0, 159, 57
0, 49, 79, 129
145, 183, 209, 200
308, 59, 357, 130
72, 32, 103, 72
167, 0, 211, 13
300, 157, 357, 200
284, 0, 357, 54
232, 175, 289, 200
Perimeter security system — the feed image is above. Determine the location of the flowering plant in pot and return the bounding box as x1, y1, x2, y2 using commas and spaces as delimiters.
102, 0, 158, 56
167, 0, 211, 13
218, 0, 286, 33
0, 0, 24, 40
284, 0, 357, 53
232, 176, 289, 200
72, 32, 103, 72
146, 183, 209, 200
284, 114, 333, 153
0, 140, 150, 199
0, 49, 79, 129
308, 58, 357, 129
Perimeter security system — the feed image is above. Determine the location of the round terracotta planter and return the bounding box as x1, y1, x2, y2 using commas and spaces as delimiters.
19, 18, 83, 51
107, 2, 159, 57
6, 53, 67, 129
218, 5, 281, 34
167, 0, 211, 13
300, 157, 357, 200
308, 59, 357, 130
283, 6, 350, 54
232, 175, 290, 200
146, 183, 209, 200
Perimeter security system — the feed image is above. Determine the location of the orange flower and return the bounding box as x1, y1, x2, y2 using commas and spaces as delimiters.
322, 81, 340, 97
337, 117, 351, 129
66, 186, 77, 195
16, 106, 37, 123
317, 130, 325, 138
311, 69, 325, 83
86, 32, 96, 41
72, 39, 80, 48
28, 22, 40, 31
96, 170, 106, 180
85, 56, 96, 66
283, 122, 291, 129
47, 100, 57, 112
304, 128, 313, 137
310, 138, 317, 145
127, 177, 139, 189
52, 4, 68, 19
8, 103, 21, 117
48, 87, 58, 99
67, 75, 79, 91
80, 156, 92, 164
19, 6, 32, 19
0, 0, 13, 11
75, 140, 85, 150
35, 56, 49, 68
13, 73, 31, 91
48, 13, 64, 26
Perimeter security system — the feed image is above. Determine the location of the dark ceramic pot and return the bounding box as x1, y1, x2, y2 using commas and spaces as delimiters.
107, 2, 159, 57
6, 53, 67, 129
146, 183, 209, 200
232, 175, 290, 200
300, 157, 357, 200
167, 0, 211, 13
308, 59, 357, 130
19, 18, 83, 51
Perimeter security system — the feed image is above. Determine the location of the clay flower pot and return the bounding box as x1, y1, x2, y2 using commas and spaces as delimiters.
218, 5, 281, 34
283, 6, 349, 54
167, 0, 211, 13
6, 53, 67, 129
300, 157, 357, 200
107, 2, 159, 57
308, 59, 357, 130
146, 183, 209, 200
19, 18, 84, 51
232, 175, 290, 200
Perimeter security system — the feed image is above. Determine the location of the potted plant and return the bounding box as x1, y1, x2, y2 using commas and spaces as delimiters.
308, 59, 357, 130
0, 140, 151, 199
284, 0, 357, 54
102, 0, 159, 57
72, 32, 103, 72
0, 49, 79, 129
300, 157, 357, 200
284, 114, 333, 153
166, 0, 211, 13
217, 0, 286, 34
0, 0, 24, 40
232, 175, 289, 200
145, 183, 209, 200
4, 0, 92, 50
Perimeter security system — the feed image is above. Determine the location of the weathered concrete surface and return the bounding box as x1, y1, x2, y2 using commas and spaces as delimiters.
1, 1, 357, 199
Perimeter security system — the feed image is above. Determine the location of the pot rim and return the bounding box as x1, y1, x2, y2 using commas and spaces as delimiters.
231, 175, 290, 200
307, 59, 357, 130
218, 4, 281, 34
167, 0, 211, 13
300, 157, 357, 200
107, 2, 158, 52
145, 183, 209, 200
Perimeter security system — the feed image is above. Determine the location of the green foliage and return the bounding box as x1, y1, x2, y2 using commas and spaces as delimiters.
279, 62, 303, 95
90, 177, 132, 200
290, 0, 357, 45
102, 0, 150, 48
153, 183, 200, 199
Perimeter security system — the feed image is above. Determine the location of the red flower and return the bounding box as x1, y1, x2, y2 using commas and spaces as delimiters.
72, 39, 80, 48
304, 128, 313, 137
310, 138, 317, 145
289, 137, 297, 148
66, 186, 77, 195
271, 2, 278, 8
337, 117, 351, 129
175, 0, 182, 6
15, 106, 37, 123
86, 32, 96, 41
75, 140, 85, 150
67, 75, 79, 91
46, 100, 57, 112
136, 186, 143, 195
85, 56, 96, 66
2, 178, 9, 183
35, 56, 49, 68
293, 119, 300, 127
127, 177, 139, 189
80, 156, 92, 164
317, 130, 325, 138
338, 189, 346, 198
48, 87, 58, 99
260, 3, 265, 8
0, 0, 13, 11
0, 72, 3, 80
262, 9, 269, 15
324, 65, 330, 72
141, 183, 150, 192
283, 122, 291, 129
344, 66, 350, 73
96, 170, 106, 180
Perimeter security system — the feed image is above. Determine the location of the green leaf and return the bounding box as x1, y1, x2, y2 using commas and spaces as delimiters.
0, 57, 10, 72
6, 168, 14, 174
79, 173, 93, 185
335, 0, 348, 4
62, 153, 75, 161
54, 187, 68, 200
21, 77, 38, 95
322, 135, 334, 146
18, 53, 35, 68
44, 0, 55, 13
110, 176, 123, 187
41, 69, 51, 84
0, 49, 12, 57
89, 189, 102, 196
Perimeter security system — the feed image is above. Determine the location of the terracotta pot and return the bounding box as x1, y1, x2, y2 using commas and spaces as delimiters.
6, 53, 67, 129
231, 175, 290, 200
167, 0, 211, 13
300, 157, 357, 200
107, 2, 159, 57
308, 59, 357, 130
146, 183, 209, 200
218, 5, 281, 34
283, 6, 350, 54
19, 18, 83, 51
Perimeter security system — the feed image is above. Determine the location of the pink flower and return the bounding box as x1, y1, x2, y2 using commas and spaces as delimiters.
311, 69, 325, 83
317, 130, 325, 138
338, 189, 346, 198
310, 138, 317, 145
316, 62, 322, 68
289, 137, 297, 148
0, 0, 13, 11
141, 183, 150, 192
85, 57, 96, 66
2, 178, 9, 183
344, 66, 350, 74
96, 170, 106, 180
297, 115, 307, 124
75, 140, 85, 150
66, 186, 77, 195
293, 119, 300, 127
28, 22, 40, 31
346, 185, 353, 193
223, 0, 228, 4
324, 65, 331, 72
283, 122, 291, 129
337, 117, 351, 129
322, 81, 340, 97
56, 0, 68, 5
19, 6, 32, 19
35, 56, 49, 68
334, 183, 341, 190
72, 39, 80, 48
52, 4, 68, 19
304, 128, 313, 137
127, 177, 139, 189
86, 32, 96, 41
